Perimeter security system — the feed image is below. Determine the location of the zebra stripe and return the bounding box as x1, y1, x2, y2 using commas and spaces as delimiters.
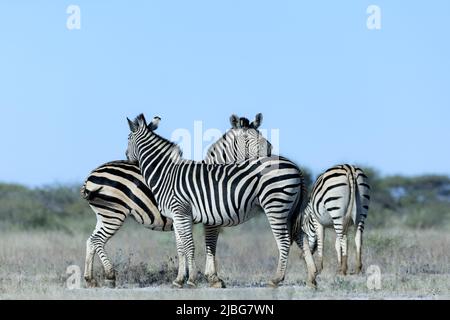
302, 164, 371, 275
126, 114, 317, 288
82, 114, 271, 288
205, 113, 271, 163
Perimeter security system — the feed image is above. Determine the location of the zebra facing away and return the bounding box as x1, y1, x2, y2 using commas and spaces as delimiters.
126, 114, 317, 288
81, 114, 272, 288
301, 164, 371, 275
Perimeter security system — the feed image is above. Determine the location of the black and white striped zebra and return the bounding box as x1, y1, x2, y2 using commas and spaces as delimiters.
205, 113, 267, 163
301, 164, 371, 275
81, 160, 172, 288
125, 114, 317, 288
81, 114, 271, 288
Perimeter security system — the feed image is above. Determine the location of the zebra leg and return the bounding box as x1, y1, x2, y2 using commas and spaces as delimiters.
90, 216, 123, 288
333, 216, 349, 275
204, 226, 226, 289
84, 216, 123, 288
266, 216, 291, 288
298, 233, 318, 288
84, 237, 97, 288
316, 224, 325, 274
335, 237, 342, 272
172, 226, 187, 288
355, 222, 364, 274
173, 213, 198, 288
337, 234, 348, 276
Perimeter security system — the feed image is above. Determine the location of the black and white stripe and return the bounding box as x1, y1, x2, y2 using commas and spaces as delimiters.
205, 113, 271, 164
81, 160, 172, 287
82, 114, 271, 288
126, 114, 316, 288
302, 164, 371, 275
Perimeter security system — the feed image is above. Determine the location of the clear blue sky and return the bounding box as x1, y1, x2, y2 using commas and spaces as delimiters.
1, 1, 449, 186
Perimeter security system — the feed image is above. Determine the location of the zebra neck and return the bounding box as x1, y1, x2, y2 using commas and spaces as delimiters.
204, 131, 240, 164
137, 132, 181, 192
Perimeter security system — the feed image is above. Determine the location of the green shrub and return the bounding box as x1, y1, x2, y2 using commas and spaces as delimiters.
402, 204, 450, 229
0, 183, 91, 231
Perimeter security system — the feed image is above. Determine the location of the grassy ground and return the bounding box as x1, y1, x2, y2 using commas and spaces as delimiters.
0, 216, 449, 300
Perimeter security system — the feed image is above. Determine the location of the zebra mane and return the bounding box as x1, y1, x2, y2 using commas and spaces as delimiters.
133, 114, 184, 160
150, 131, 184, 160
238, 117, 251, 128
205, 129, 237, 155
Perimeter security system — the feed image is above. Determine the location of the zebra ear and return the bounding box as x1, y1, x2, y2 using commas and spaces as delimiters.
136, 113, 147, 128
127, 117, 138, 133
251, 113, 263, 129
230, 114, 239, 129
148, 116, 161, 131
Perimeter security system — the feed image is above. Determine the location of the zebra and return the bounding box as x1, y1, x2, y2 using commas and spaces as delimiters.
125, 114, 317, 288
81, 114, 272, 288
301, 164, 371, 275
81, 160, 172, 288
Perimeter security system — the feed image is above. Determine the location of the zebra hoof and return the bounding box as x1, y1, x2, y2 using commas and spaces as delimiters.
186, 281, 197, 289
336, 269, 346, 277
208, 275, 226, 289
104, 279, 116, 288
356, 266, 363, 275
85, 279, 98, 288
316, 266, 323, 275
172, 280, 184, 289
307, 279, 317, 289
210, 280, 226, 289
268, 280, 280, 288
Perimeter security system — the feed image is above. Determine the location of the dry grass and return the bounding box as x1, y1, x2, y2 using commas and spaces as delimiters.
0, 216, 449, 300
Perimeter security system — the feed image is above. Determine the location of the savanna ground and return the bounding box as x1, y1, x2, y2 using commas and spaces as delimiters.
1, 173, 449, 300
1, 215, 449, 300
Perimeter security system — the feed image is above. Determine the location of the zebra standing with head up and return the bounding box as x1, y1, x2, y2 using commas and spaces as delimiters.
301, 164, 371, 275
125, 114, 317, 288
81, 114, 271, 288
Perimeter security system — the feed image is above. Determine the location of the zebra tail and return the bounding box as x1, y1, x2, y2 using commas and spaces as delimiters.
343, 166, 357, 233
80, 182, 103, 201
290, 172, 309, 244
